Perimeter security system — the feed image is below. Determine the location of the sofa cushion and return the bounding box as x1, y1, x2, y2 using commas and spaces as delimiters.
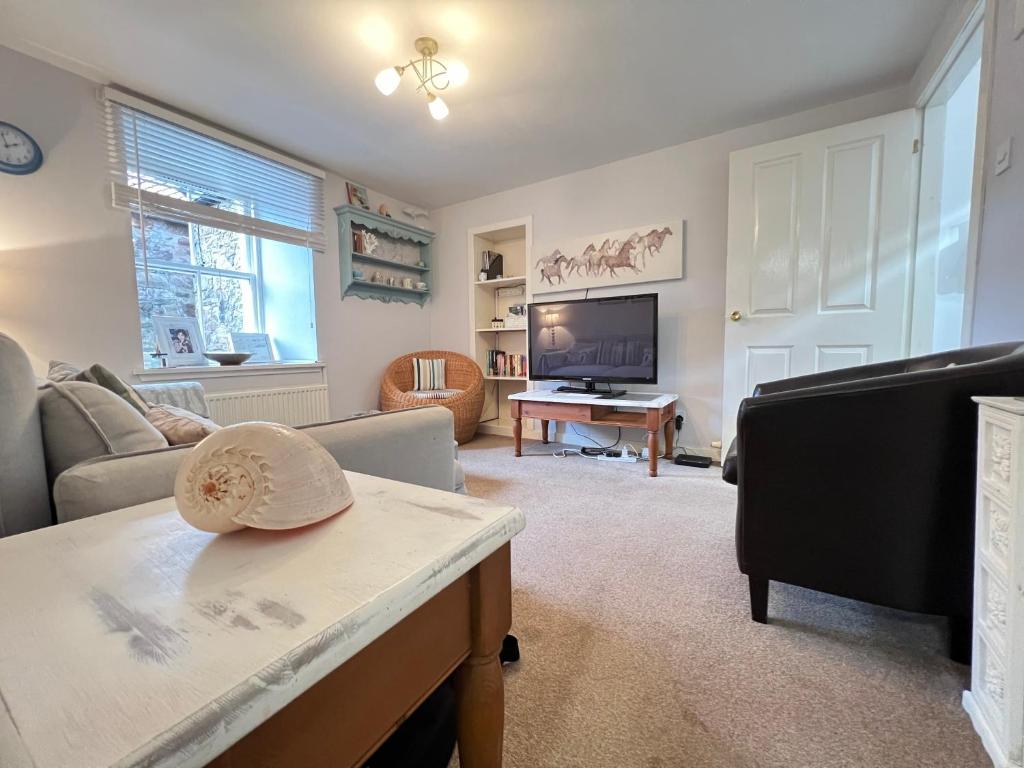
145, 404, 219, 445
46, 360, 81, 382
47, 361, 150, 416
73, 363, 150, 415
408, 389, 463, 400
39, 381, 167, 484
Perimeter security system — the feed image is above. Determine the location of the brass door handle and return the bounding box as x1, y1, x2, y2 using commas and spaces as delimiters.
730, 310, 743, 322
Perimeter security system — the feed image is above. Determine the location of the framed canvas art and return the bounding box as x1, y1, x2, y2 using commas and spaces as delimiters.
533, 221, 685, 294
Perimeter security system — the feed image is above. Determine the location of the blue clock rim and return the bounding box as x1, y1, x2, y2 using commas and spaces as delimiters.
0, 121, 44, 175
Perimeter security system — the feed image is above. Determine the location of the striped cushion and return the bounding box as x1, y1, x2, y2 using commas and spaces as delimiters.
412, 358, 446, 390
408, 389, 462, 400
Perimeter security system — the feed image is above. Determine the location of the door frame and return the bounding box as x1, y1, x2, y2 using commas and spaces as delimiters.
914, 0, 992, 347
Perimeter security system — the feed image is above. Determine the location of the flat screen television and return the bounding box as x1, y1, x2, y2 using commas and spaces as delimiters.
528, 293, 657, 396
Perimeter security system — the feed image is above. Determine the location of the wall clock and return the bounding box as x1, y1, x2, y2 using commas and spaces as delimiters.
0, 122, 43, 175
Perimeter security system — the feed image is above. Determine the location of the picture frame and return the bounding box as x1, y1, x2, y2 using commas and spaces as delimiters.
346, 181, 370, 209
152, 315, 205, 367
533, 221, 685, 294
230, 332, 274, 363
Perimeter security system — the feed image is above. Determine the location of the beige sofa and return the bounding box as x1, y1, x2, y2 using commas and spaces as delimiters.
0, 333, 464, 536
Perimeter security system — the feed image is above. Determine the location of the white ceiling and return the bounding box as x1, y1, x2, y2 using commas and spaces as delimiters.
0, 0, 950, 208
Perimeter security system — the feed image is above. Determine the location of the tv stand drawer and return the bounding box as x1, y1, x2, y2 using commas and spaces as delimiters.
520, 402, 595, 421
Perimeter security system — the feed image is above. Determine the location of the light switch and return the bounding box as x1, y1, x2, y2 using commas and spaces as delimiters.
995, 138, 1013, 176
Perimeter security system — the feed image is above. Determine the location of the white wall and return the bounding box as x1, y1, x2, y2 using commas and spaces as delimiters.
428, 86, 911, 451
971, 0, 1024, 345
0, 44, 433, 418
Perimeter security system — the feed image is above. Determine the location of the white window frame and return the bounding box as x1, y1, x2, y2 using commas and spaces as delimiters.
132, 220, 268, 347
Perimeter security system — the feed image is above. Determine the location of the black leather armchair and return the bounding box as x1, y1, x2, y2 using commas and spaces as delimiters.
723, 341, 1024, 661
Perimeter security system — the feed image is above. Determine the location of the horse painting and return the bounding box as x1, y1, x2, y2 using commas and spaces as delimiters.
533, 223, 681, 292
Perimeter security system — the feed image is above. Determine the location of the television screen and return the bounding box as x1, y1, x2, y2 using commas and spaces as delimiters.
528, 293, 658, 384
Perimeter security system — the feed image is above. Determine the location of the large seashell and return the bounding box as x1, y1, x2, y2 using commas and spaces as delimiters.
174, 422, 354, 533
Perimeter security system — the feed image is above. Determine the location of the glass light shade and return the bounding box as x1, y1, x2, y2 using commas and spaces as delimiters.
445, 59, 469, 87
374, 66, 402, 96
427, 93, 449, 120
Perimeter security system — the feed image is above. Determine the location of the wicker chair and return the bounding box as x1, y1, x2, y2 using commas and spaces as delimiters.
379, 351, 485, 444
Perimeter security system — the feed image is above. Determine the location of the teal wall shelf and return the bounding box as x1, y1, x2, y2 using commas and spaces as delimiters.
335, 204, 435, 306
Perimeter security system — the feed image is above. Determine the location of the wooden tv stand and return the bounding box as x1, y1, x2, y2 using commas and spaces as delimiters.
508, 390, 679, 477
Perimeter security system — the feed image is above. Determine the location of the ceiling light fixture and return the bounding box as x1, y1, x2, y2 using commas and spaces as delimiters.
374, 36, 467, 120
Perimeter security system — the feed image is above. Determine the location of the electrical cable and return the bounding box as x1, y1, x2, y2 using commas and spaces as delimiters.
570, 422, 620, 450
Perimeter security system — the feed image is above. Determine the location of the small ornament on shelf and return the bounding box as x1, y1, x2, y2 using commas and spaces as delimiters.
363, 232, 379, 255
491, 317, 505, 329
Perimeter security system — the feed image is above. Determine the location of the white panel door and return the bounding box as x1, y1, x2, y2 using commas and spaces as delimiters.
722, 109, 918, 448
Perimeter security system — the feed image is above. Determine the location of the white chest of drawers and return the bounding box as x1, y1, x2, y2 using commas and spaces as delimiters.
965, 397, 1024, 768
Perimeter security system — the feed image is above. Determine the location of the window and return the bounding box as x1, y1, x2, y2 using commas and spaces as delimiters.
104, 88, 323, 367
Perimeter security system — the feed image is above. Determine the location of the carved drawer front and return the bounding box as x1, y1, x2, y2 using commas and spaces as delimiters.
978, 565, 1009, 656
980, 413, 1018, 503
980, 491, 1013, 574
973, 633, 1008, 738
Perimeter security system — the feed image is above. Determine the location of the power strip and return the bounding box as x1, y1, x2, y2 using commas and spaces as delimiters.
598, 452, 638, 463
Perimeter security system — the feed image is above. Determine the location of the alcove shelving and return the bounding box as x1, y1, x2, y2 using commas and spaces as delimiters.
467, 218, 533, 437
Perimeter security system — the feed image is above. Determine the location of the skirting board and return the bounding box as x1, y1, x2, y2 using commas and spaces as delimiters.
477, 423, 541, 440
962, 691, 1014, 768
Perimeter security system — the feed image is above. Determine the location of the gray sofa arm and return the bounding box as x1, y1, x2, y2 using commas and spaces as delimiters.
300, 406, 458, 492
54, 406, 459, 523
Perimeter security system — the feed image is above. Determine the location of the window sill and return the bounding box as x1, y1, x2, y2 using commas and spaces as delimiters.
132, 361, 325, 381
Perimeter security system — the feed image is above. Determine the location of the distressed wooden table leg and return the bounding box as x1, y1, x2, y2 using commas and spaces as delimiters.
646, 430, 659, 476
663, 416, 674, 459
511, 401, 522, 457
455, 543, 512, 768
540, 419, 549, 444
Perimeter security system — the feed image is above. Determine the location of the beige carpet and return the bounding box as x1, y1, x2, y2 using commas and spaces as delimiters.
455, 435, 988, 768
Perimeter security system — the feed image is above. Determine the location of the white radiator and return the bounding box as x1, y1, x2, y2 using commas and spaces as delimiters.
206, 385, 330, 427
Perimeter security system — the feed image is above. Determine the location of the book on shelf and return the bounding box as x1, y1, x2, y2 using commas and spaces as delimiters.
352, 229, 366, 253
486, 350, 527, 378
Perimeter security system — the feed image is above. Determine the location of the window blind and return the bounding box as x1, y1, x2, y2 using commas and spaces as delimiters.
104, 90, 326, 250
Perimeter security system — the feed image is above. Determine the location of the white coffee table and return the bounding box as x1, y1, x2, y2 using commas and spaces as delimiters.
0, 472, 525, 768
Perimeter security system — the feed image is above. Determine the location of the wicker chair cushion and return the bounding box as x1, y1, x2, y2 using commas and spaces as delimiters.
407, 389, 463, 400
412, 358, 446, 390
